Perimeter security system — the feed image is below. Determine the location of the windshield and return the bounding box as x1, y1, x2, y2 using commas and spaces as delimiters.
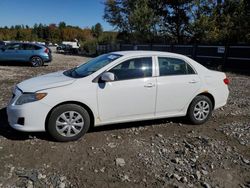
64, 53, 122, 78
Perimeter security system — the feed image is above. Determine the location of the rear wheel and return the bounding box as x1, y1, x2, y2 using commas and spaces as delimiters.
47, 104, 90, 142
187, 95, 213, 125
30, 56, 43, 67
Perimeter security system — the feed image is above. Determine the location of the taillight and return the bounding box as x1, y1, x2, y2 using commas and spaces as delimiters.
44, 48, 49, 53
224, 78, 229, 85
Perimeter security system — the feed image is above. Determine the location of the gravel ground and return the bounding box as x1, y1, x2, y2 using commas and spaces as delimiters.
0, 53, 249, 188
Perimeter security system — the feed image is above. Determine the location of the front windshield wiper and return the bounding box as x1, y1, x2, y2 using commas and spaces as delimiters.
71, 68, 81, 78
64, 68, 94, 78
63, 67, 77, 78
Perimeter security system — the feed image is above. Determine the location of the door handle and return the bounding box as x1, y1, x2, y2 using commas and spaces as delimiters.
144, 83, 155, 88
189, 80, 198, 84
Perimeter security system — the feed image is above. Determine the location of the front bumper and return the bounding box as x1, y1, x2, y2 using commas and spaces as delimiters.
7, 101, 51, 132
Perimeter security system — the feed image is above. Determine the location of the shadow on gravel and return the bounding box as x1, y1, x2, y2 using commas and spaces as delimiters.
0, 108, 50, 141
0, 61, 49, 67
0, 61, 30, 67
0, 107, 187, 141
89, 117, 187, 133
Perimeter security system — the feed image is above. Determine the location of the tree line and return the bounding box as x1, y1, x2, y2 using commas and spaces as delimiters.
104, 0, 250, 44
0, 22, 118, 54
0, 22, 117, 44
0, 0, 249, 46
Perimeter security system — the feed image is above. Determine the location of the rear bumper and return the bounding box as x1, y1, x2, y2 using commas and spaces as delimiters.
41, 54, 52, 63
214, 87, 229, 110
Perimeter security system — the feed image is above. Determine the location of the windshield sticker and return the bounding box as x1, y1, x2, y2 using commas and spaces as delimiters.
107, 55, 119, 60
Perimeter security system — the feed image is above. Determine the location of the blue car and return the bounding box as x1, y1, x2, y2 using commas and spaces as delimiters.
0, 42, 52, 67
0, 41, 5, 48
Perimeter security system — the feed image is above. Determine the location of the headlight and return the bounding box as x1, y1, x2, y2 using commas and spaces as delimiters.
15, 93, 47, 105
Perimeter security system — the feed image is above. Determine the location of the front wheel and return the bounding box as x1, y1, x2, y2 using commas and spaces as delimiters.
30, 56, 44, 67
187, 95, 213, 125
47, 104, 90, 142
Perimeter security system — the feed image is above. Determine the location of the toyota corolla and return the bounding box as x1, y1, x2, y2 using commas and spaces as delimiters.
7, 51, 229, 141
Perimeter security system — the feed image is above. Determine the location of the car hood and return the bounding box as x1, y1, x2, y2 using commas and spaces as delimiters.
17, 71, 76, 92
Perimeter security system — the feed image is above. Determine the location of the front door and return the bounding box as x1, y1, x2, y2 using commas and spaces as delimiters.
1, 43, 21, 61
97, 57, 157, 123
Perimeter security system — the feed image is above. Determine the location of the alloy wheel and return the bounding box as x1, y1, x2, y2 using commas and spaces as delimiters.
31, 57, 42, 67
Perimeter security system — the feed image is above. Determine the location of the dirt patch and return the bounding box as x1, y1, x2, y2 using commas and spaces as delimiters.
0, 53, 249, 188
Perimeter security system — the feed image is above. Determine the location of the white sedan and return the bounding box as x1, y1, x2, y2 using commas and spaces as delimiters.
7, 51, 229, 141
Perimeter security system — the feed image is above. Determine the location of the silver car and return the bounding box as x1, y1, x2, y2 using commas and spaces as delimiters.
0, 43, 52, 67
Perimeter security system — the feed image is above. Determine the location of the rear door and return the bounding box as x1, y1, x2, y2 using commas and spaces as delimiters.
155, 57, 201, 116
21, 44, 36, 61
16, 44, 28, 61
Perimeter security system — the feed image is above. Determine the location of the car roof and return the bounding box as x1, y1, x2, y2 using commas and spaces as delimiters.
7, 42, 43, 46
111, 50, 188, 59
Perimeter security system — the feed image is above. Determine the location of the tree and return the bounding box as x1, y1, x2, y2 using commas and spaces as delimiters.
129, 0, 158, 42
189, 0, 217, 43
191, 0, 250, 44
150, 0, 193, 43
98, 31, 117, 44
104, 0, 194, 43
104, 0, 158, 42
104, 0, 127, 32
91, 23, 103, 38
58, 22, 66, 29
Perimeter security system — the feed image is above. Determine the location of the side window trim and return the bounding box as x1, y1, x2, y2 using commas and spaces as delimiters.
156, 56, 197, 77
92, 55, 156, 83
107, 56, 153, 71
153, 55, 160, 77
106, 56, 154, 82
6, 43, 19, 50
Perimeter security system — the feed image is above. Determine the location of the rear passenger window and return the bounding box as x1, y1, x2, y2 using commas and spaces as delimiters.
109, 57, 152, 81
187, 63, 196, 74
23, 44, 36, 50
158, 57, 195, 76
34, 45, 42, 50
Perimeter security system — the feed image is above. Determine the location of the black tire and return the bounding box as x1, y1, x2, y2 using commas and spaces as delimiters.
187, 95, 213, 125
47, 104, 90, 142
30, 56, 44, 67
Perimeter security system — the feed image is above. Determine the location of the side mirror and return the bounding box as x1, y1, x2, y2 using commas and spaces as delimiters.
101, 72, 115, 82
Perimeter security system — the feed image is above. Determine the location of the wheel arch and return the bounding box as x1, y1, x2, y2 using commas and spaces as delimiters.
197, 92, 215, 110
188, 92, 215, 111
45, 101, 95, 131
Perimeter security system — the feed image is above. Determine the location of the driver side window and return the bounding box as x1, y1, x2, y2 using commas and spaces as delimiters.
109, 57, 152, 81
